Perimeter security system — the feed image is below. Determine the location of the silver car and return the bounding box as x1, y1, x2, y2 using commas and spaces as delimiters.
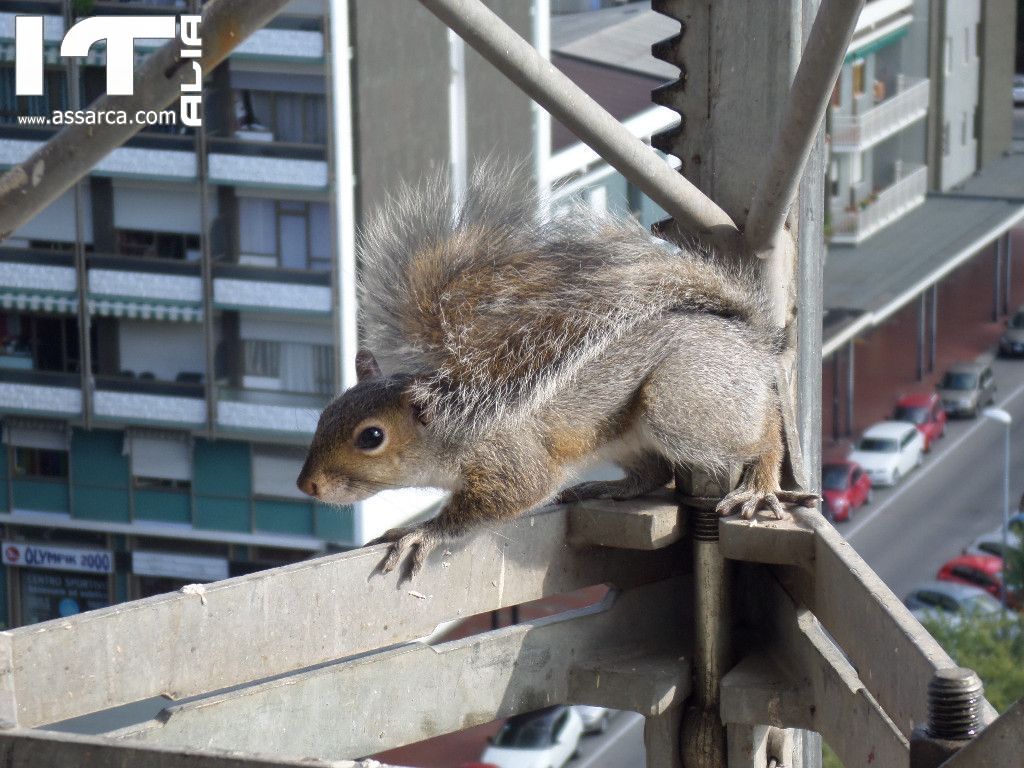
904, 580, 1002, 626
999, 307, 1024, 357
936, 360, 996, 418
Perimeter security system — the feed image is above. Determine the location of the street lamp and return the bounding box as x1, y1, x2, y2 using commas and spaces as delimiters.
983, 407, 1012, 611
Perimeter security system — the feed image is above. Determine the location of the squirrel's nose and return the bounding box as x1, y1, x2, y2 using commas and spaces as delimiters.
297, 475, 319, 498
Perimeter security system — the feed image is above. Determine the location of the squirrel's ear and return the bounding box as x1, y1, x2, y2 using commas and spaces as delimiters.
355, 349, 381, 382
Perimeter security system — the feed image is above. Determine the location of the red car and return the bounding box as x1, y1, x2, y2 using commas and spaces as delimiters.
893, 392, 947, 452
821, 461, 872, 522
936, 554, 1019, 608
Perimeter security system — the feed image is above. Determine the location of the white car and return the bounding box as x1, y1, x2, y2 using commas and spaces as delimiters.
1014, 74, 1024, 105
573, 705, 611, 734
848, 421, 924, 487
480, 705, 584, 768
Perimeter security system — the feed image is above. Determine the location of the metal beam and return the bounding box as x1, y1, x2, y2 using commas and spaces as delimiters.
744, 0, 865, 253
0, 503, 685, 728
0, 728, 366, 768
110, 579, 690, 759
0, 0, 294, 239
781, 508, 998, 736
415, 0, 739, 239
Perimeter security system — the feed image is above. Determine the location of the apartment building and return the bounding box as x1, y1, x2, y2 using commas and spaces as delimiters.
0, 0, 537, 627
827, 0, 930, 244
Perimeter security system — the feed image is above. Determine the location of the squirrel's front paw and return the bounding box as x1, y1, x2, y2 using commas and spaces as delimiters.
367, 523, 440, 581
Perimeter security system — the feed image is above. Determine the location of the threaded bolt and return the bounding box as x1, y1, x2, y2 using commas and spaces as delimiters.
691, 506, 720, 542
926, 667, 985, 741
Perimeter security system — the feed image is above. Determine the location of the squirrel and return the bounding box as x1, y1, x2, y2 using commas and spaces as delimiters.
296, 165, 818, 578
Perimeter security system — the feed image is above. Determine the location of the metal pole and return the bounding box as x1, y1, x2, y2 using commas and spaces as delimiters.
994, 238, 1003, 322
744, 0, 865, 253
846, 339, 855, 437
930, 283, 938, 372
1003, 422, 1010, 612
415, 0, 739, 240
833, 354, 841, 441
917, 292, 926, 381
0, 0, 294, 240
1005, 233, 1013, 314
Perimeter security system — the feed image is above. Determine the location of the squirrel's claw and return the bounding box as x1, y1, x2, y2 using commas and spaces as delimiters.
715, 488, 820, 520
369, 523, 438, 582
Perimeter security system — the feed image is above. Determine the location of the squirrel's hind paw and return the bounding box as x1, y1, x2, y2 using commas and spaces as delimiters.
368, 523, 440, 582
716, 489, 817, 521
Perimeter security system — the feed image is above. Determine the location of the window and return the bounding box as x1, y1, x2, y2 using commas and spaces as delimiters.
237, 90, 327, 145
961, 113, 968, 146
851, 61, 865, 96
0, 66, 67, 124
116, 229, 200, 261
244, 340, 281, 379
244, 340, 333, 394
829, 158, 839, 198
942, 122, 950, 156
252, 446, 307, 500
237, 199, 331, 272
127, 431, 192, 490
13, 448, 68, 479
850, 153, 863, 186
945, 37, 953, 74
0, 313, 80, 374
963, 27, 970, 63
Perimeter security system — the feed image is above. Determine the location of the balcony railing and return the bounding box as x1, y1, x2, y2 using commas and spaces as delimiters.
829, 163, 927, 244
830, 78, 930, 152
215, 386, 328, 435
93, 375, 207, 427
0, 367, 82, 417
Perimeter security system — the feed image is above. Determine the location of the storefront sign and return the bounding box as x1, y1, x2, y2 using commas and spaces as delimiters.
20, 570, 109, 624
132, 551, 228, 582
2, 542, 112, 574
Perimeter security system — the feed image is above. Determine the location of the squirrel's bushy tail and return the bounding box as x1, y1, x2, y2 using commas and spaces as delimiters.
358, 163, 779, 438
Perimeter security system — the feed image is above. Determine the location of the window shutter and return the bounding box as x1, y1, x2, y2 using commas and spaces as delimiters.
126, 430, 191, 481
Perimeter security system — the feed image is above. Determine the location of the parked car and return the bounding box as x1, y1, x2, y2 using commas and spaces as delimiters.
480, 705, 583, 768
999, 307, 1024, 357
573, 706, 611, 735
821, 461, 872, 522
892, 392, 946, 451
937, 554, 1004, 598
937, 360, 996, 418
963, 526, 1023, 559
904, 580, 1002, 625
1014, 73, 1024, 105
847, 422, 925, 487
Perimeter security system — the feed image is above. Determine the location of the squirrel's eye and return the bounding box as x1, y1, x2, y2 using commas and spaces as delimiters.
355, 426, 386, 451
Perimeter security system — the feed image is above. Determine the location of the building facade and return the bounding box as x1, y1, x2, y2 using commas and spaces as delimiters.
0, 0, 537, 628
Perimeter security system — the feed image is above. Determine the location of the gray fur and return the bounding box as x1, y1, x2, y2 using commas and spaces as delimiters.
359, 164, 781, 444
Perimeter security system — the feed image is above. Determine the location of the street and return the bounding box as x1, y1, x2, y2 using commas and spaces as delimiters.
843, 354, 1024, 598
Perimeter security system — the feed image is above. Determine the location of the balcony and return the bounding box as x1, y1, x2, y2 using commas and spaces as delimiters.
86, 255, 203, 322
829, 162, 927, 244
0, 250, 77, 313
212, 263, 332, 315
0, 368, 82, 418
215, 387, 326, 436
830, 77, 929, 152
207, 138, 329, 191
92, 375, 207, 428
